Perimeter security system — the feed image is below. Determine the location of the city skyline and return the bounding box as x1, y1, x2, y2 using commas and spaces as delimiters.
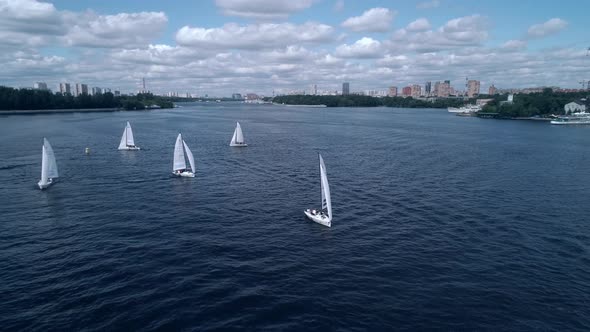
0, 0, 589, 95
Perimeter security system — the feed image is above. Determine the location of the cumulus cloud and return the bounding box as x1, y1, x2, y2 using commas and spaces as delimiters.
0, 1, 167, 49
111, 44, 210, 66
406, 18, 431, 32
335, 37, 383, 58
416, 0, 440, 9
0, 0, 63, 35
389, 15, 489, 53
0, 1, 585, 96
527, 18, 568, 38
501, 39, 527, 51
341, 7, 395, 32
176, 22, 335, 49
63, 11, 168, 48
215, 0, 315, 19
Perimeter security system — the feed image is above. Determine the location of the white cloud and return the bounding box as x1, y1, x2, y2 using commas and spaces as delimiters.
176, 22, 335, 49
0, 2, 586, 96
527, 18, 568, 38
388, 15, 489, 53
416, 0, 440, 9
215, 0, 315, 19
63, 11, 168, 48
501, 40, 527, 51
0, 0, 63, 35
0, 1, 167, 49
111, 44, 210, 66
333, 0, 344, 12
406, 18, 431, 32
341, 7, 395, 32
335, 37, 383, 58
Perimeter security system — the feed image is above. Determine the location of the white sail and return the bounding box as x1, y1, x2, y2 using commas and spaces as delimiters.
173, 134, 187, 171
125, 122, 135, 146
118, 124, 127, 149
44, 138, 59, 179
40, 145, 48, 186
230, 130, 237, 145
183, 141, 195, 173
235, 122, 244, 143
319, 154, 331, 220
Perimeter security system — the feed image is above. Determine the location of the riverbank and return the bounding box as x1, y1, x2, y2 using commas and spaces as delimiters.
0, 107, 165, 115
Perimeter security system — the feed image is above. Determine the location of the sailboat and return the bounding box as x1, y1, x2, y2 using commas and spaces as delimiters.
172, 133, 195, 178
229, 122, 247, 147
304, 154, 332, 227
118, 121, 140, 150
38, 138, 59, 190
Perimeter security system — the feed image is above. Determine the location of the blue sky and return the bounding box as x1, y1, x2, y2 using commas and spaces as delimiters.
1, 0, 588, 95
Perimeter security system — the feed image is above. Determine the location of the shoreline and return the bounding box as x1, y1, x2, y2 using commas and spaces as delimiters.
0, 107, 169, 115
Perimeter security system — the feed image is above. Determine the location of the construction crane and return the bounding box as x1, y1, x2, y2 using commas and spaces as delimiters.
580, 81, 587, 89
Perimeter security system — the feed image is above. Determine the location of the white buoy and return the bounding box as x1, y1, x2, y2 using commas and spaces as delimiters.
85, 147, 90, 154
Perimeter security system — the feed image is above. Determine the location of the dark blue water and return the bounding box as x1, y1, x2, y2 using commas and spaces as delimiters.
1, 103, 589, 331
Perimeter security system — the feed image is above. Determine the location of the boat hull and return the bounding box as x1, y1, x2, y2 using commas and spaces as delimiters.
304, 209, 331, 227
229, 143, 248, 147
172, 171, 195, 178
118, 146, 141, 150
38, 178, 53, 190
550, 120, 590, 125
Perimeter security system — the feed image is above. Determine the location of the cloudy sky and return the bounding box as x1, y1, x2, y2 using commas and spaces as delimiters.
1, 0, 588, 96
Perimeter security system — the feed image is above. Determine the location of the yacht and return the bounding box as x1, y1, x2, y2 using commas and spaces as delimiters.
448, 105, 481, 113
550, 112, 590, 125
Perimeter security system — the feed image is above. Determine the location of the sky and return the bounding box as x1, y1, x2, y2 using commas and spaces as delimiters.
1, 0, 589, 96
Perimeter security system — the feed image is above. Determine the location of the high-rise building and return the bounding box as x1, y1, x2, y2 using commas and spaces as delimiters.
91, 87, 102, 95
114, 90, 120, 96
467, 80, 480, 97
59, 83, 71, 95
34, 82, 48, 90
75, 83, 88, 96
437, 81, 450, 97
411, 84, 422, 98
425, 81, 432, 95
309, 84, 317, 95
402, 86, 412, 97
342, 82, 350, 95
488, 85, 497, 95
388, 86, 398, 97
433, 81, 440, 96
103, 88, 111, 94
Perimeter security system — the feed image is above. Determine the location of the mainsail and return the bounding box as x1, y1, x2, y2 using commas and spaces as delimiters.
235, 122, 244, 143
319, 154, 331, 220
125, 122, 135, 146
40, 138, 58, 186
173, 134, 187, 171
44, 138, 59, 179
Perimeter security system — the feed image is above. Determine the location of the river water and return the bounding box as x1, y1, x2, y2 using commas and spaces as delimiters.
0, 103, 589, 331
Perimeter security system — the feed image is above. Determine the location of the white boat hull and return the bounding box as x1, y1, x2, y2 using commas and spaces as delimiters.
304, 209, 331, 227
118, 146, 141, 150
229, 142, 248, 147
38, 178, 53, 190
173, 171, 195, 178
550, 120, 590, 125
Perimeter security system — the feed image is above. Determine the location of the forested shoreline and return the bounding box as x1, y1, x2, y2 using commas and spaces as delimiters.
481, 89, 589, 117
0, 86, 174, 111
272, 94, 469, 108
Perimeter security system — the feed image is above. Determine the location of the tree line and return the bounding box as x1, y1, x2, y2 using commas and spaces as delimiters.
272, 94, 468, 108
0, 86, 174, 111
482, 88, 589, 117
